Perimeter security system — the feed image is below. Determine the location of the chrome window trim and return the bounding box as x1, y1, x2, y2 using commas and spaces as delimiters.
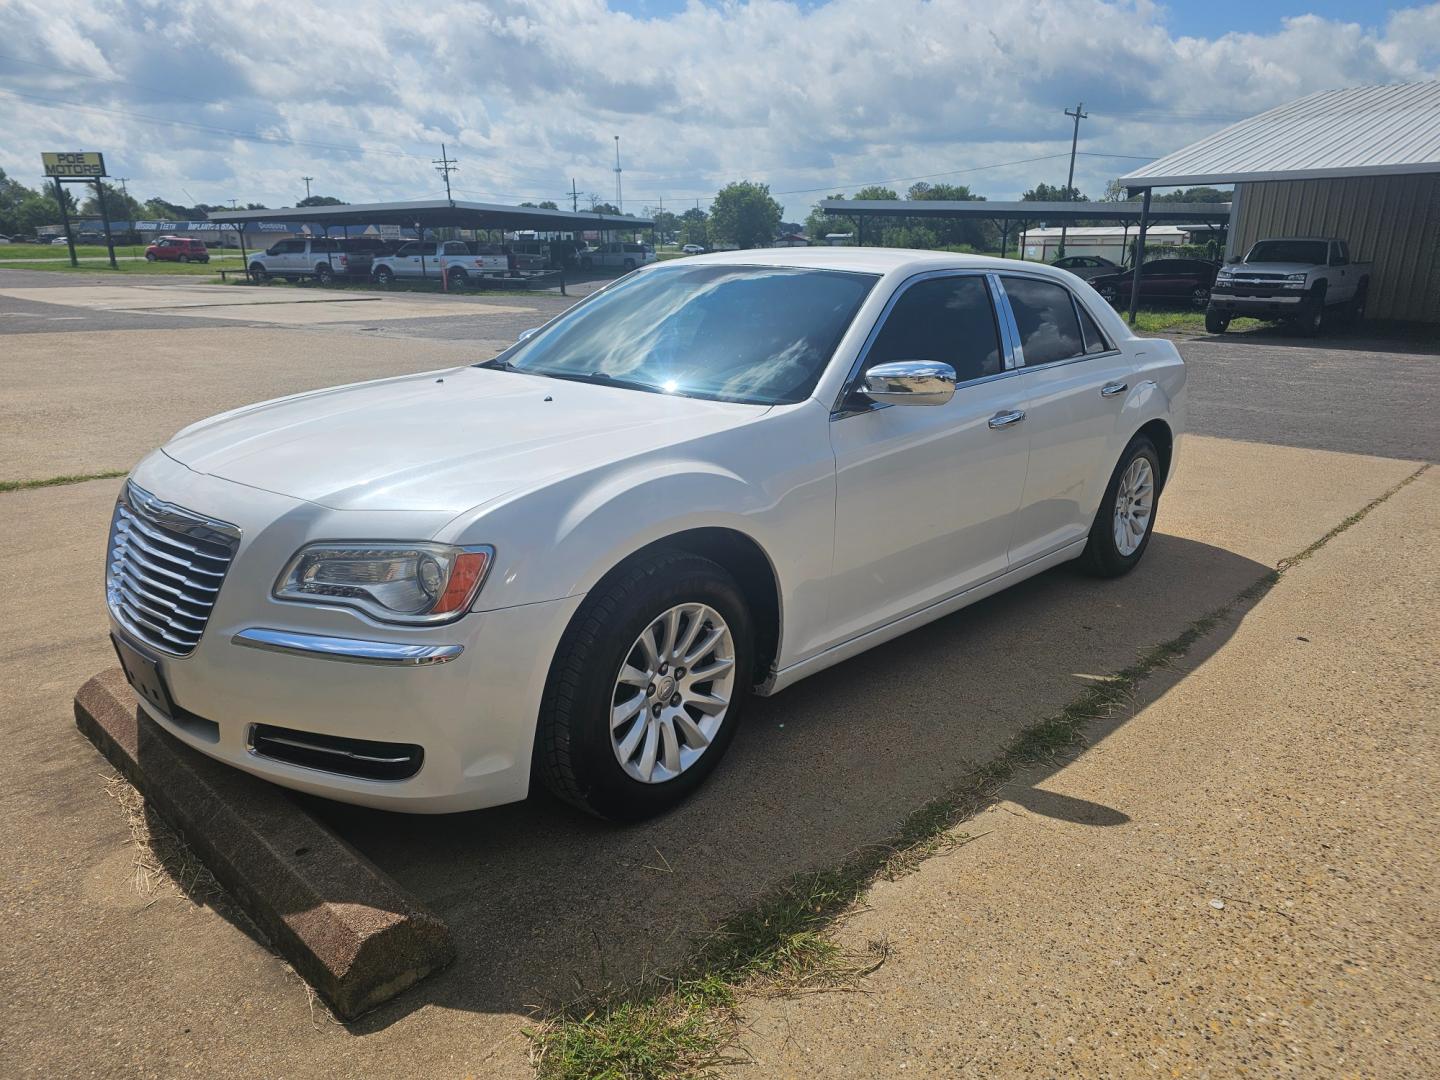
830, 269, 1006, 420
992, 271, 1123, 372
232, 627, 465, 666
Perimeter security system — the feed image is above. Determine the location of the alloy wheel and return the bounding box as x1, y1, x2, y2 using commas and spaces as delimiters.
1113, 456, 1154, 557
609, 603, 736, 784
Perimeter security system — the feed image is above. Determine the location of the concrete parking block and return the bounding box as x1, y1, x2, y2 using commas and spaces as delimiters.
74, 667, 455, 1021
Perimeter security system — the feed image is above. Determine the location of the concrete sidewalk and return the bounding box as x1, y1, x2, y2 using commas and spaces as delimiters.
739, 468, 1438, 1077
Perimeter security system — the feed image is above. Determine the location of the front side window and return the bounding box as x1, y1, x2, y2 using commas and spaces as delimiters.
1002, 276, 1084, 366
861, 275, 1001, 384
485, 263, 876, 405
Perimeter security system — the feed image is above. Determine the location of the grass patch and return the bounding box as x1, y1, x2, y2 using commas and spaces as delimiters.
0, 259, 231, 276
0, 469, 128, 493
223, 274, 569, 295
529, 462, 1430, 1080
1128, 308, 1264, 334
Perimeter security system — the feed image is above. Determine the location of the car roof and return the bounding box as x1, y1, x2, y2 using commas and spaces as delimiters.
677, 246, 1081, 282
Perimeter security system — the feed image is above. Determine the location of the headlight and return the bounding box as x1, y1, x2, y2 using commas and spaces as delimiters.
274, 542, 494, 624
1216, 270, 1233, 280
1283, 272, 1308, 289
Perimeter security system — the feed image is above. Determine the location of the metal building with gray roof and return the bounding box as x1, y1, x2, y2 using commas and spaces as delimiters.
1123, 81, 1440, 323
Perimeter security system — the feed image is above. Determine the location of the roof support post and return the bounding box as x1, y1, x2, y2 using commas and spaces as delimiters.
238, 223, 249, 281
1126, 187, 1152, 327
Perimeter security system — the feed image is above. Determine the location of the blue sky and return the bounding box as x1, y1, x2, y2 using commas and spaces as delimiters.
1, 1, 1437, 218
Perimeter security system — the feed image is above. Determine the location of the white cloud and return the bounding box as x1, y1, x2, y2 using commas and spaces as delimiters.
0, 0, 1436, 218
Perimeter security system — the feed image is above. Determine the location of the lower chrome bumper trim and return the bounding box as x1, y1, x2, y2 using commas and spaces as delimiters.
232, 627, 464, 666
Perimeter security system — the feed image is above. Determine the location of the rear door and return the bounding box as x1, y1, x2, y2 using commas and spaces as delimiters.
999, 274, 1137, 563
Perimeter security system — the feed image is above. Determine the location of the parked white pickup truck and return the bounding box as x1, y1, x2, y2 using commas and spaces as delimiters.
370, 241, 511, 288
1206, 237, 1371, 336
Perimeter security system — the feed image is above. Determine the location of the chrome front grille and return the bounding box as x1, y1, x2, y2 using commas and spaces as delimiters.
106, 482, 241, 656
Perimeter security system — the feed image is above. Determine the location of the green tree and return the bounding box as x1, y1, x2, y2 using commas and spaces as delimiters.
678, 206, 709, 246
79, 180, 144, 221
143, 197, 190, 219
297, 194, 346, 207
709, 181, 782, 249
13, 187, 77, 234
651, 208, 679, 241
537, 200, 559, 210
1021, 182, 1087, 202
805, 193, 850, 245
904, 182, 991, 250
0, 168, 41, 235
1155, 186, 1230, 204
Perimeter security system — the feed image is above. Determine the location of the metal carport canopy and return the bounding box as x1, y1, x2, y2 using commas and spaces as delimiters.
820, 199, 1231, 223
1120, 81, 1440, 189
207, 199, 653, 232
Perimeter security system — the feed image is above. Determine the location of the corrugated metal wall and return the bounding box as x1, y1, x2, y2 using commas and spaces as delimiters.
1232, 174, 1440, 323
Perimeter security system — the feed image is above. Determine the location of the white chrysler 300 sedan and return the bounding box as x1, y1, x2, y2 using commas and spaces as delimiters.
107, 249, 1184, 820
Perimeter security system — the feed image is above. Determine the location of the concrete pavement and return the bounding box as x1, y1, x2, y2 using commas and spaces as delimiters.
1, 278, 1434, 1078
738, 467, 1438, 1078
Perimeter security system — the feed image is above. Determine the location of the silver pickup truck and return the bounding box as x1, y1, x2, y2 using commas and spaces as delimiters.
1207, 237, 1371, 336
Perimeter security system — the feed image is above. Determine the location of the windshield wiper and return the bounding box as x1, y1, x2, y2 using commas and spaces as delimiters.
539, 370, 669, 395
476, 357, 514, 370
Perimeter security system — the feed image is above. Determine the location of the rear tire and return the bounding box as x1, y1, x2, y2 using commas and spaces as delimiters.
1204, 309, 1231, 334
315, 263, 334, 284
1078, 435, 1161, 578
447, 269, 468, 289
536, 551, 753, 822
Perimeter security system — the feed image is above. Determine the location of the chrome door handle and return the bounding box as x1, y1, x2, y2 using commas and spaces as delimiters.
1100, 382, 1128, 397
988, 409, 1026, 429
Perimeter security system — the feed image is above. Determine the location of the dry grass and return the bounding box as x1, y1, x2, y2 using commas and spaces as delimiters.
103, 773, 221, 905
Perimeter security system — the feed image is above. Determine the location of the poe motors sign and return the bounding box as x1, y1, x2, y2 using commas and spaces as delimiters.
43, 151, 107, 178
42, 151, 117, 268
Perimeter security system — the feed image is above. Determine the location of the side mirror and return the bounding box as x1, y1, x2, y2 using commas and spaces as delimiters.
517, 327, 540, 343
861, 361, 957, 406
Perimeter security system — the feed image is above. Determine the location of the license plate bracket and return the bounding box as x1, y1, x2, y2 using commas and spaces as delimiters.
111, 633, 176, 719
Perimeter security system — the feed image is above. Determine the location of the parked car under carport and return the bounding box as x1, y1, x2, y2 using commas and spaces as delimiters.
1090, 258, 1220, 309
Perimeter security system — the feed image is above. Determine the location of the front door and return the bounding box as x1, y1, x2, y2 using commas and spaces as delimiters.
827, 273, 1031, 646
998, 274, 1138, 563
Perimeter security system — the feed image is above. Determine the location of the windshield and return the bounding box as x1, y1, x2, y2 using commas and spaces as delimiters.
1246, 240, 1327, 264
482, 263, 877, 405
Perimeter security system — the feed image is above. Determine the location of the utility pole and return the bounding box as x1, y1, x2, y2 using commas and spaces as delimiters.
570, 178, 579, 213
1059, 101, 1087, 259
432, 145, 458, 205
115, 177, 134, 257
302, 175, 313, 201
613, 135, 623, 214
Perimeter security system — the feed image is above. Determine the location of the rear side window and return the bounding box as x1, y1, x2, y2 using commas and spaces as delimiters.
443, 242, 468, 255
1002, 277, 1084, 366
863, 275, 1002, 384
1076, 302, 1111, 354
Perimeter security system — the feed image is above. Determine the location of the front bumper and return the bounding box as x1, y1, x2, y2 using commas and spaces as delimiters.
1209, 286, 1306, 319
110, 452, 584, 813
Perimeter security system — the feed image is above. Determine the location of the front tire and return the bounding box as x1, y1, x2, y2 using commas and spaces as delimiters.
1204, 308, 1231, 334
536, 551, 753, 821
249, 263, 269, 282
1078, 435, 1161, 578
373, 266, 394, 286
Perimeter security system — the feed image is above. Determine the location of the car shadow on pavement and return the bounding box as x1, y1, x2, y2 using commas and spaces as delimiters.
304, 531, 1268, 1031
1200, 323, 1439, 355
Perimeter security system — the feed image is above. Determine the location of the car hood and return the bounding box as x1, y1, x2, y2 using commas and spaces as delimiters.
1231, 262, 1315, 275
164, 366, 770, 514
